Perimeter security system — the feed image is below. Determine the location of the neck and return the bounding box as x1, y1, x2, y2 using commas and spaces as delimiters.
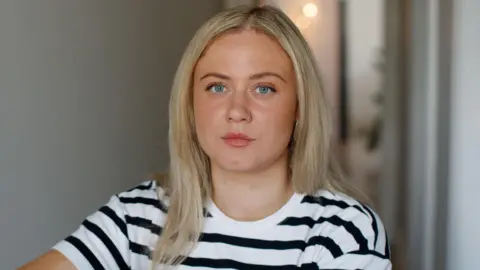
210, 156, 293, 222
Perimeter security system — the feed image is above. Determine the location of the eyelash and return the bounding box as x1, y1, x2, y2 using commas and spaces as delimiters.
205, 82, 225, 92
204, 83, 277, 94
256, 85, 277, 94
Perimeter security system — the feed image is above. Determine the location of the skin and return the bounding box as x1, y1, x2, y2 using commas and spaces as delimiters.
193, 29, 298, 221
19, 29, 298, 269
18, 251, 75, 270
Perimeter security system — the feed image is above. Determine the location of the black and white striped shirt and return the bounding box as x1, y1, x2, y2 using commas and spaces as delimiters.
53, 180, 392, 269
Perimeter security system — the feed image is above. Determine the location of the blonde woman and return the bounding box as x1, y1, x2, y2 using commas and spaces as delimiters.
20, 5, 391, 270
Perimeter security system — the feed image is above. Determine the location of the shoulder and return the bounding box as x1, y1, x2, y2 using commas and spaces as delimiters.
115, 180, 169, 218
52, 180, 168, 269
301, 189, 390, 260
93, 180, 169, 239
117, 180, 164, 201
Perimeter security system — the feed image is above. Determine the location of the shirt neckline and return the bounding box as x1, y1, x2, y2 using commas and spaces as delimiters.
205, 192, 304, 232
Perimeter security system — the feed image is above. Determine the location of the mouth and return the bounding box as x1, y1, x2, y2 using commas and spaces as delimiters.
221, 132, 255, 147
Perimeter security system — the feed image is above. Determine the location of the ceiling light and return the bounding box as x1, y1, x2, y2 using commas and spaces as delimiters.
303, 3, 318, 18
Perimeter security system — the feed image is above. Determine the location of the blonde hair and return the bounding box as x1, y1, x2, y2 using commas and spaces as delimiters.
152, 5, 363, 268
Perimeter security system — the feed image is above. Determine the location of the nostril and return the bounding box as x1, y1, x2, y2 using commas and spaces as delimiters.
226, 107, 252, 122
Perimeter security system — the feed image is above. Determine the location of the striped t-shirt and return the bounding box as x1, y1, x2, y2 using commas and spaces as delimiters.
53, 180, 392, 269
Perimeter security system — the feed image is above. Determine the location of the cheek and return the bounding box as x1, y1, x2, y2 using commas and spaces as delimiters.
268, 114, 295, 138
193, 94, 220, 147
260, 100, 296, 139
195, 103, 221, 123
194, 105, 208, 137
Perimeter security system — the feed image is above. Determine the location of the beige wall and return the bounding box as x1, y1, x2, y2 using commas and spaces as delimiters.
260, 0, 340, 138
345, 0, 385, 203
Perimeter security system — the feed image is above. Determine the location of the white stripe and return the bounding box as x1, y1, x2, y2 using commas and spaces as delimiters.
369, 207, 388, 254
190, 242, 303, 266
126, 223, 159, 247
131, 252, 152, 269
318, 252, 392, 269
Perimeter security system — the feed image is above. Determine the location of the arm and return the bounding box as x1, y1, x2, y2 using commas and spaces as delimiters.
18, 250, 77, 270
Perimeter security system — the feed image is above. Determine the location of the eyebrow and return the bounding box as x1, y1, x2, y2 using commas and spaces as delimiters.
199, 72, 287, 83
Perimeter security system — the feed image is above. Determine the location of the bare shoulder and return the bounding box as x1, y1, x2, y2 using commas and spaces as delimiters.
18, 250, 77, 270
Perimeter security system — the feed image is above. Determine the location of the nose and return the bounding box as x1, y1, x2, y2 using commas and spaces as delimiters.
226, 91, 252, 123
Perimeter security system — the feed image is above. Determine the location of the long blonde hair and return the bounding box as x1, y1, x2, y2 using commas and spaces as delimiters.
152, 5, 362, 268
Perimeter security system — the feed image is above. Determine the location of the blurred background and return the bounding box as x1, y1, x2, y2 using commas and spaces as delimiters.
0, 0, 478, 269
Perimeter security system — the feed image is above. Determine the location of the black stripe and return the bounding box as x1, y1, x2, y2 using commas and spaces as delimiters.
300, 267, 359, 270
82, 219, 130, 269
128, 249, 321, 270
348, 248, 390, 259
299, 263, 363, 270
362, 205, 379, 247
125, 216, 307, 251
300, 262, 362, 270
299, 262, 319, 270
126, 215, 162, 235
384, 229, 391, 259
129, 241, 152, 258
65, 235, 105, 270
118, 196, 167, 213
278, 216, 314, 227
126, 181, 153, 192
307, 235, 343, 258
200, 232, 306, 250
99, 205, 128, 238
279, 215, 369, 251
299, 265, 361, 270
203, 208, 213, 218
182, 257, 298, 270
302, 195, 368, 217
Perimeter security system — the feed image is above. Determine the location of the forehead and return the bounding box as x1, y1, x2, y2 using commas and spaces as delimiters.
195, 30, 293, 76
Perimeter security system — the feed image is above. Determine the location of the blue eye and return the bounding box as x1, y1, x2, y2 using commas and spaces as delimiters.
207, 84, 226, 93
255, 86, 275, 95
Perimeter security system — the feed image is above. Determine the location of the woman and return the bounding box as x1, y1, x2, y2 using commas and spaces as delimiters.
20, 5, 391, 270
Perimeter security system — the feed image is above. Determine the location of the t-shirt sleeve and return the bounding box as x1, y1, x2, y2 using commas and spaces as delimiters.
313, 201, 392, 270
53, 195, 131, 270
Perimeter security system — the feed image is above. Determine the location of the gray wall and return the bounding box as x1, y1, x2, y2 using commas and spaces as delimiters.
402, 0, 479, 269
446, 0, 480, 269
0, 0, 221, 268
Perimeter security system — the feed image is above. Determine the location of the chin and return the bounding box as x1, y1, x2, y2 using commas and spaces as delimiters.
210, 155, 268, 173
217, 161, 257, 173
207, 147, 288, 174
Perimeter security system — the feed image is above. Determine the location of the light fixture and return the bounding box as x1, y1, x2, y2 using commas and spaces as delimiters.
302, 3, 318, 18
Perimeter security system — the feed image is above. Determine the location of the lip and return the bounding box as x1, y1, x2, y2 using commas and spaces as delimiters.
221, 132, 255, 147
221, 132, 254, 140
